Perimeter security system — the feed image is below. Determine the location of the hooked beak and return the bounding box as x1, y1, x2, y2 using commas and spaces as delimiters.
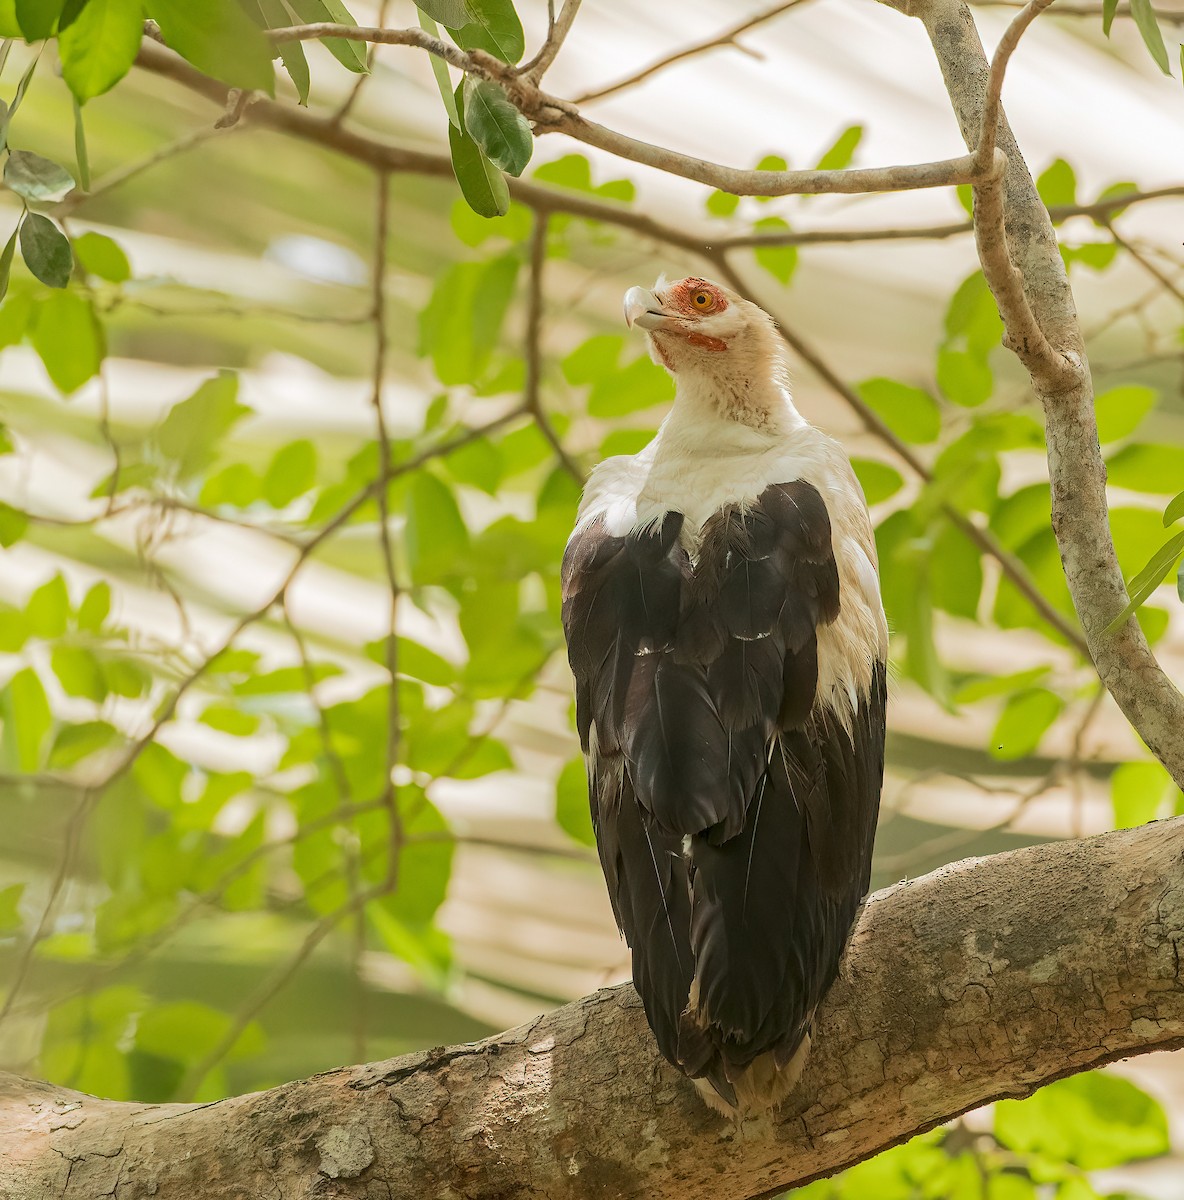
623, 286, 673, 331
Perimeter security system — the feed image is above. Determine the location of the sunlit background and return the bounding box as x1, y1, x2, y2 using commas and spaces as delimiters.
1, 0, 1182, 1194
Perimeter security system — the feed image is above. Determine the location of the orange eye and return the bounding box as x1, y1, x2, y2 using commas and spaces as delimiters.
691, 290, 714, 310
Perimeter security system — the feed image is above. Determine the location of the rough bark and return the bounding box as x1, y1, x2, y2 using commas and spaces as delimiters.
4, 818, 1184, 1200
909, 0, 1184, 788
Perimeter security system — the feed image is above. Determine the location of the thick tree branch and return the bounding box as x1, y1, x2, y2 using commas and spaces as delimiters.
910, 0, 1184, 788
4, 818, 1184, 1198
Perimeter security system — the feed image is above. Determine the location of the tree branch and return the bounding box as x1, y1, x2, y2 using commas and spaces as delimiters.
519, 0, 582, 81
4, 818, 1184, 1198
572, 0, 811, 105
910, 0, 1184, 788
258, 26, 990, 197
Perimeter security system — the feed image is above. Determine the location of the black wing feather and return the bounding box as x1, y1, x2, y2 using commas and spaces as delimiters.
562, 481, 885, 1097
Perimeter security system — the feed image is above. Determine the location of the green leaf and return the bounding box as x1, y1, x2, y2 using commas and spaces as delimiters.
0, 882, 24, 933
1, 666, 51, 771
19, 213, 71, 288
990, 688, 1063, 759
155, 371, 249, 477
706, 189, 739, 217
418, 0, 469, 26
1103, 0, 1119, 33
448, 82, 508, 218
287, 0, 368, 74
26, 572, 68, 637
930, 520, 982, 619
77, 580, 111, 631
30, 291, 105, 392
1164, 488, 1184, 527
1106, 529, 1184, 633
814, 124, 862, 170
563, 333, 622, 384
73, 230, 130, 282
59, 0, 143, 100
944, 271, 1003, 352
936, 346, 992, 406
15, 0, 61, 40
555, 756, 594, 846
404, 473, 469, 584
365, 636, 455, 685
418, 252, 517, 384
199, 461, 261, 507
4, 148, 74, 200
49, 719, 120, 768
136, 1000, 264, 1067
0, 224, 17, 304
588, 355, 675, 417
2, 46, 41, 147
996, 1072, 1169, 1169
0, 500, 28, 546
1112, 759, 1174, 828
1094, 384, 1156, 443
462, 78, 532, 177
262, 437, 316, 507
1036, 158, 1077, 211
857, 377, 941, 444
51, 643, 106, 701
71, 95, 89, 189
447, 0, 523, 64
258, 0, 309, 102
752, 217, 797, 285
1128, 0, 1171, 71
1106, 442, 1184, 494
200, 704, 260, 736
954, 665, 1050, 704
851, 458, 904, 505
146, 0, 275, 94
0, 287, 32, 348
417, 7, 459, 126
445, 434, 501, 493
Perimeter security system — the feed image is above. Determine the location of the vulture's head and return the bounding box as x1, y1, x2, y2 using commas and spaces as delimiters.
623, 275, 781, 379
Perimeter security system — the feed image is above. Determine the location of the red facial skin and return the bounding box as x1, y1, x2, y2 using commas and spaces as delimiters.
652, 279, 724, 364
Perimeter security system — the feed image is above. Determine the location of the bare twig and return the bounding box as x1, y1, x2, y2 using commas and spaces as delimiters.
1106, 222, 1184, 305
573, 0, 810, 105
975, 0, 1056, 172
54, 121, 233, 216
524, 215, 584, 484
368, 172, 404, 894
971, 0, 1079, 388
519, 0, 582, 80
972, 0, 1184, 20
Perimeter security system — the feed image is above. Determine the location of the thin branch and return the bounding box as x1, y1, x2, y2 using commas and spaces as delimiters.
573, 0, 810, 105
368, 172, 404, 893
54, 121, 233, 216
1106, 221, 1184, 305
177, 883, 387, 1100
972, 0, 1184, 20
237, 31, 991, 198
131, 42, 1184, 245
975, 0, 1056, 172
518, 0, 582, 80
971, 0, 1078, 388
524, 215, 584, 484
